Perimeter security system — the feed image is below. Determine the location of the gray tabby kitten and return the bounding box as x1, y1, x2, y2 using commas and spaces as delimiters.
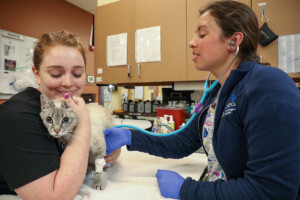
40, 94, 115, 190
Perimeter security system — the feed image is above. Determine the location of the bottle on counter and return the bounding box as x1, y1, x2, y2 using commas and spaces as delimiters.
160, 116, 170, 134
137, 100, 145, 113
168, 115, 175, 130
144, 100, 152, 113
151, 118, 159, 133
179, 122, 186, 129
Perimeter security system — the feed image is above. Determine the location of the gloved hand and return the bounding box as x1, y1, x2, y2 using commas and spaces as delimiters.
103, 128, 132, 155
156, 169, 185, 199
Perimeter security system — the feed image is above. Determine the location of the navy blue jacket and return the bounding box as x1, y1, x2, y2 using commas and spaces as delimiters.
128, 60, 300, 200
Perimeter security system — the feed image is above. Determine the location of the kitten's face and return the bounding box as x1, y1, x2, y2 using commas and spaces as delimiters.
40, 94, 77, 139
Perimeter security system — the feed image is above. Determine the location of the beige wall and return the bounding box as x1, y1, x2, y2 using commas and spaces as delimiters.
98, 0, 120, 6
104, 88, 122, 113
0, 0, 94, 75
103, 86, 161, 113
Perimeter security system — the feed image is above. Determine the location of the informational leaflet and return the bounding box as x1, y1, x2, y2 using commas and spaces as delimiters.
0, 30, 38, 97
103, 86, 111, 102
106, 33, 127, 66
135, 26, 161, 63
134, 86, 143, 99
278, 34, 300, 73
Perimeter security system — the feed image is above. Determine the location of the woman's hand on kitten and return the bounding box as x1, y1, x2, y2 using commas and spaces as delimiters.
104, 148, 121, 165
103, 128, 132, 155
64, 93, 90, 127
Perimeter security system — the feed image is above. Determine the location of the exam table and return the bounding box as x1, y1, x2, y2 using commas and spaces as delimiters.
0, 147, 207, 200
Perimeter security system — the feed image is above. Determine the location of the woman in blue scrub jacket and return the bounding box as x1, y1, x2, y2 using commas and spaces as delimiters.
103, 1, 300, 199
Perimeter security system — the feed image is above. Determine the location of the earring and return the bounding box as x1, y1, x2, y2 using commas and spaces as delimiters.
229, 46, 233, 50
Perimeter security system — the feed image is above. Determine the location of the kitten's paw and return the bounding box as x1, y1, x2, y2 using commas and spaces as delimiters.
93, 172, 107, 190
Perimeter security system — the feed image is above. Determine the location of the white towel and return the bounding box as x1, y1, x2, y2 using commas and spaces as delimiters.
1, 147, 207, 200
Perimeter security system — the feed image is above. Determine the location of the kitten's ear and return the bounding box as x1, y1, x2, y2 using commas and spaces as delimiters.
62, 101, 69, 109
40, 94, 53, 109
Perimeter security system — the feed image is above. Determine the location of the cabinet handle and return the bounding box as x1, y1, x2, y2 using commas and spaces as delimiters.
128, 65, 131, 78
138, 64, 141, 77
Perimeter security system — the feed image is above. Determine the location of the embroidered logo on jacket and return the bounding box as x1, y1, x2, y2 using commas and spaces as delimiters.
222, 93, 237, 117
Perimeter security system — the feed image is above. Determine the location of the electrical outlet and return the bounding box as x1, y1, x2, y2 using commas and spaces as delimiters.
96, 77, 102, 82
87, 75, 94, 83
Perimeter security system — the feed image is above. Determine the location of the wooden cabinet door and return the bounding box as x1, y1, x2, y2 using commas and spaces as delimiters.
134, 0, 187, 83
94, 0, 135, 84
252, 0, 300, 79
186, 0, 251, 81
238, 0, 251, 6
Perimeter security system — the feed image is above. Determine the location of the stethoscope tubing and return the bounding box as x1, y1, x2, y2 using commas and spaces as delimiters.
114, 112, 197, 137
114, 44, 239, 136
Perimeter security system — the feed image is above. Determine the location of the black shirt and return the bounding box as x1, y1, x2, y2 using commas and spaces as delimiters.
0, 87, 60, 194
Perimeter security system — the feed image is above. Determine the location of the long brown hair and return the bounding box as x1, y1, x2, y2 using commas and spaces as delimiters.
33, 30, 86, 70
200, 0, 260, 62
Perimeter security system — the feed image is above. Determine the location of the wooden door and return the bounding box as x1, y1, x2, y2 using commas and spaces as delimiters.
94, 0, 135, 84
134, 0, 187, 83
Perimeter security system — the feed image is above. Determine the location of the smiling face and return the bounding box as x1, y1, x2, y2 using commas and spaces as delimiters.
189, 12, 230, 74
33, 45, 86, 100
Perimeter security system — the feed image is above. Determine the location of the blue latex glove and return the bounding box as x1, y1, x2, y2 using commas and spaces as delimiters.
156, 169, 185, 199
103, 128, 132, 155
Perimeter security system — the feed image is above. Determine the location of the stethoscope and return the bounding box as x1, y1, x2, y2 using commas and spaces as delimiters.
114, 40, 239, 136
